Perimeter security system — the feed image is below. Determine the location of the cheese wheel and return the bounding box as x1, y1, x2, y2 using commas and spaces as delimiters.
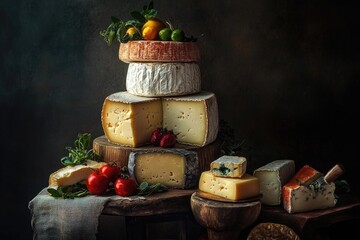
126, 62, 201, 97
119, 41, 200, 63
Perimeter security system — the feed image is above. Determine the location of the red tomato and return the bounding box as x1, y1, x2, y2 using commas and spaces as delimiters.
99, 164, 121, 182
114, 177, 138, 197
87, 172, 110, 195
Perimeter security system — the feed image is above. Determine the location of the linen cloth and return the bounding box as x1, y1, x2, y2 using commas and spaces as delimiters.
28, 188, 143, 240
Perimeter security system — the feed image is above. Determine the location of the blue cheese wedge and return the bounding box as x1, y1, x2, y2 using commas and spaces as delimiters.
253, 160, 295, 205
210, 155, 247, 178
128, 149, 199, 189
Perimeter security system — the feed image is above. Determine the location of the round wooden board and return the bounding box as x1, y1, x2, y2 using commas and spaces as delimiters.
195, 190, 262, 203
93, 135, 221, 173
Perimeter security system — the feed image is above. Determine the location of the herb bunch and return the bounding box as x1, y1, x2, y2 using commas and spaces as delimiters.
61, 133, 98, 166
48, 183, 89, 199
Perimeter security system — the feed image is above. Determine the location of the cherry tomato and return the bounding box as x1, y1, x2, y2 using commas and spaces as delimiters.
87, 172, 109, 195
99, 163, 121, 182
114, 177, 138, 197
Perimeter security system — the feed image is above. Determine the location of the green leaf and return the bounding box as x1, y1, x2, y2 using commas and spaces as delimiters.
139, 182, 149, 190
131, 11, 146, 23
61, 156, 74, 166
47, 188, 61, 198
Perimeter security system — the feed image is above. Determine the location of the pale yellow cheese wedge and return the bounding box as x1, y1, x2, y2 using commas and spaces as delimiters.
48, 160, 106, 188
199, 171, 260, 201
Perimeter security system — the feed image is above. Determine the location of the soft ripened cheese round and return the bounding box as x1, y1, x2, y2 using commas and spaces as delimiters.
126, 62, 201, 97
119, 41, 200, 63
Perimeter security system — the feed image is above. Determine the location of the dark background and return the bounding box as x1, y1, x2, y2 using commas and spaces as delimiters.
1, 0, 359, 239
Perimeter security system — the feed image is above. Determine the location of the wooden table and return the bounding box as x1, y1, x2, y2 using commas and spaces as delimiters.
254, 193, 360, 239
98, 189, 204, 240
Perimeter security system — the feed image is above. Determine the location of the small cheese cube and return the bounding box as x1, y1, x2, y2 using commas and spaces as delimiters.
210, 155, 247, 178
253, 160, 295, 205
199, 171, 260, 201
128, 149, 199, 189
101, 92, 162, 147
162, 91, 219, 146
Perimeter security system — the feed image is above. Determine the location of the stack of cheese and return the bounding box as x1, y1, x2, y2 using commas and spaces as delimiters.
199, 155, 260, 201
100, 41, 220, 189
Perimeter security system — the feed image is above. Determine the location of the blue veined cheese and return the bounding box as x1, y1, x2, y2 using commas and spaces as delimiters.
128, 149, 199, 189
210, 155, 247, 178
253, 160, 295, 205
126, 62, 201, 97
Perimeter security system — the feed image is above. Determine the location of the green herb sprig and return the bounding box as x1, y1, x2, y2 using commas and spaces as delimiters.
61, 133, 98, 166
137, 182, 168, 196
48, 183, 89, 199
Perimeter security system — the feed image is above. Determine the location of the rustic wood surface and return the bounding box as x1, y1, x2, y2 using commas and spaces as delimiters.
195, 190, 262, 203
93, 135, 221, 172
102, 189, 195, 217
258, 193, 360, 238
191, 192, 261, 240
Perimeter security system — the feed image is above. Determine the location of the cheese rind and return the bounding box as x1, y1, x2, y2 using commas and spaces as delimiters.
253, 160, 295, 205
210, 155, 247, 178
162, 91, 219, 146
128, 149, 199, 189
126, 62, 201, 97
199, 171, 260, 201
119, 41, 200, 63
48, 160, 106, 188
282, 165, 336, 213
101, 92, 162, 147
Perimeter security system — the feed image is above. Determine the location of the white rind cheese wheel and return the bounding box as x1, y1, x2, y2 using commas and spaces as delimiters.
126, 62, 201, 97
119, 41, 200, 63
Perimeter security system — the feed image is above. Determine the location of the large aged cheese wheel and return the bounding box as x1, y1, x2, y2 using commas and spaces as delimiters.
119, 41, 200, 63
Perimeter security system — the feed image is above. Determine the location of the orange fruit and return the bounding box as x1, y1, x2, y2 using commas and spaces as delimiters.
142, 18, 165, 40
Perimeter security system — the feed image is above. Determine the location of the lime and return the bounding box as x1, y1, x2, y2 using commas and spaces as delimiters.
171, 29, 185, 42
159, 28, 172, 41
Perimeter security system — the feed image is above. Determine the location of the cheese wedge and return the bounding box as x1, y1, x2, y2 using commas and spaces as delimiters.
253, 160, 295, 205
128, 149, 199, 189
199, 171, 260, 201
119, 41, 200, 63
101, 92, 163, 147
210, 155, 247, 178
126, 62, 201, 97
48, 160, 106, 188
162, 91, 219, 146
282, 165, 337, 213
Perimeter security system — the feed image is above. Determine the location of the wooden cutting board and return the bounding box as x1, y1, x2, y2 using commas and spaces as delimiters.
93, 135, 221, 172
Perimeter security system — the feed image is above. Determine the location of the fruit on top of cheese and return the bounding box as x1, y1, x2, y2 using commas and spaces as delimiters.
126, 62, 201, 97
282, 165, 337, 213
119, 41, 200, 63
101, 92, 163, 147
210, 155, 247, 178
162, 91, 219, 146
253, 160, 295, 205
199, 171, 260, 201
128, 149, 199, 189
48, 160, 106, 188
